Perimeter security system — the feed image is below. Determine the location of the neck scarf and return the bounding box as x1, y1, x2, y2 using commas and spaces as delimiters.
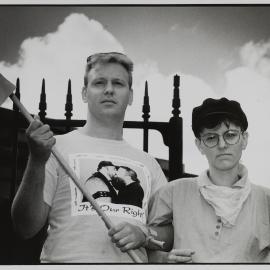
198, 164, 251, 228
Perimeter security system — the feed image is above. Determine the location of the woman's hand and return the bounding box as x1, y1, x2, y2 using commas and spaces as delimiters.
166, 249, 195, 263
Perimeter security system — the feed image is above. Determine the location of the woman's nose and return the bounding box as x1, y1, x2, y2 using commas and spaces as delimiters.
217, 135, 227, 148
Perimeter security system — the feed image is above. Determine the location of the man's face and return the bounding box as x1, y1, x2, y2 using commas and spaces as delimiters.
106, 166, 117, 178
195, 122, 248, 172
117, 167, 128, 179
82, 63, 133, 121
111, 168, 127, 190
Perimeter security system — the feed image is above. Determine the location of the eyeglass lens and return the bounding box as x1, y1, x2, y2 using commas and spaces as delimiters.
202, 130, 240, 148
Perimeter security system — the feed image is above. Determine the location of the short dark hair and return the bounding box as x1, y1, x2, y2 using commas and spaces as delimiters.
97, 161, 114, 171
84, 52, 133, 88
192, 97, 248, 138
119, 166, 139, 182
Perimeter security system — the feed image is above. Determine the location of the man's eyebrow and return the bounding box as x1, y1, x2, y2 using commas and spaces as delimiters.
112, 77, 126, 81
93, 77, 106, 80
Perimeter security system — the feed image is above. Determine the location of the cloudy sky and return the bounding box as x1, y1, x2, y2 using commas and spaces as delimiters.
0, 4, 270, 187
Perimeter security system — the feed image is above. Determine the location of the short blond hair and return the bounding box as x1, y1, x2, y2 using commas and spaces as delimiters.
84, 52, 133, 88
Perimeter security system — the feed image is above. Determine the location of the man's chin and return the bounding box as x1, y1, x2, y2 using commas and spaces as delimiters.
101, 110, 124, 119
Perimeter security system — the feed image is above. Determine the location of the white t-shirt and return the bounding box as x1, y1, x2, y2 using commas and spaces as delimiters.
40, 130, 167, 263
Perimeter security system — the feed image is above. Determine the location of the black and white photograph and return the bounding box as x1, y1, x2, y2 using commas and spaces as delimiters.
0, 2, 270, 267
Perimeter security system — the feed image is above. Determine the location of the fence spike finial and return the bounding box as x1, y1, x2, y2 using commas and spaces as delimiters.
172, 74, 181, 117
38, 78, 47, 121
142, 80, 150, 121
142, 80, 150, 152
65, 79, 73, 121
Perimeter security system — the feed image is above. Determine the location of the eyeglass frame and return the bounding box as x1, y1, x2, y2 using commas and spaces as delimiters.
200, 129, 243, 148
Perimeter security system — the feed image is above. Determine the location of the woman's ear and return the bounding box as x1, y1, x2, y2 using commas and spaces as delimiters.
241, 131, 249, 150
195, 138, 205, 155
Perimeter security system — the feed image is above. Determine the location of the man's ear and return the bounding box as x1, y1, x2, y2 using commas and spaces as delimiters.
82, 86, 88, 103
241, 131, 249, 150
128, 89, 133, 105
195, 138, 205, 155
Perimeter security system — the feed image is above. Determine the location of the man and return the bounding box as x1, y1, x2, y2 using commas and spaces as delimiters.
82, 161, 118, 203
11, 52, 167, 263
112, 166, 144, 207
111, 97, 270, 263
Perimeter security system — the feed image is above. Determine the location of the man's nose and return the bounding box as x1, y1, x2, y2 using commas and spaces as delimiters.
104, 81, 114, 94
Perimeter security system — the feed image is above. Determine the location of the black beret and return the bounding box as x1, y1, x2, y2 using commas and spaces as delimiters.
192, 97, 248, 137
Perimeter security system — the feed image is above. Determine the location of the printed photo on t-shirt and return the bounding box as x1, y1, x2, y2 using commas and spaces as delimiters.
68, 153, 152, 223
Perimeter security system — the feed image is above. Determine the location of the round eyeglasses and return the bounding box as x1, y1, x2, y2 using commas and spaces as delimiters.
201, 129, 242, 148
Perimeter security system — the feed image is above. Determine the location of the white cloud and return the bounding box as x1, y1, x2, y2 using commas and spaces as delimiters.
169, 23, 179, 32
240, 39, 270, 77
224, 40, 270, 188
0, 13, 124, 118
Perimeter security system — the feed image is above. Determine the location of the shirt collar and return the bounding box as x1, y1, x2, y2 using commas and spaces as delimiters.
197, 164, 248, 188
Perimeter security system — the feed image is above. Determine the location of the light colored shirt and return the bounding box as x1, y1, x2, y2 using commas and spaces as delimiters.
148, 170, 270, 263
40, 130, 167, 263
198, 165, 251, 227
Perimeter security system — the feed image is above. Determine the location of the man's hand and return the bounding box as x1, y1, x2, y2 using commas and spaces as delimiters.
108, 222, 146, 252
25, 115, 56, 163
166, 249, 195, 263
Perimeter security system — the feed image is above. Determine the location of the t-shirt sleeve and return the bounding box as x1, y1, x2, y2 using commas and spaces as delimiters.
145, 157, 168, 222
43, 154, 59, 206
150, 158, 168, 196
147, 183, 173, 226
